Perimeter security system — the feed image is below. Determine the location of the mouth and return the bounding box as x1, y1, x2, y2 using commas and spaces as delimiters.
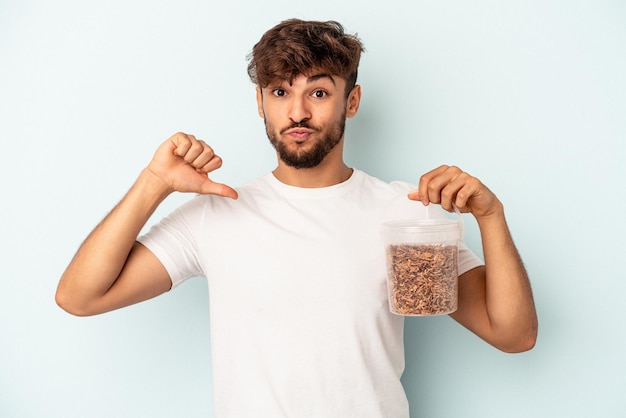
283, 128, 315, 142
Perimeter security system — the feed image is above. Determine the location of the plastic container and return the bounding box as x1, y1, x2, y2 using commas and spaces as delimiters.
380, 197, 463, 316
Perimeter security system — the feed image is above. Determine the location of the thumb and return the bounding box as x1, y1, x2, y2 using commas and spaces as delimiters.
407, 190, 429, 206
197, 179, 239, 199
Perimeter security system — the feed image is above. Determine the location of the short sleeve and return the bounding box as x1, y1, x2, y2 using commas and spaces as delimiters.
458, 240, 484, 276
137, 200, 204, 289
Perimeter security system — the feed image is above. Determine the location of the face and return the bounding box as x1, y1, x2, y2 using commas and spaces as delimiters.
256, 73, 360, 169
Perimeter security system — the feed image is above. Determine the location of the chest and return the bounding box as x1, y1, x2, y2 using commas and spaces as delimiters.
199, 198, 389, 317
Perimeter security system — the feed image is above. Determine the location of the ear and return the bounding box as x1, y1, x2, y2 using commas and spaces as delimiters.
255, 87, 265, 118
346, 85, 361, 118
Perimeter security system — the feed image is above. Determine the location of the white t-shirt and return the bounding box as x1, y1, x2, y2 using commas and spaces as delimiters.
138, 169, 483, 418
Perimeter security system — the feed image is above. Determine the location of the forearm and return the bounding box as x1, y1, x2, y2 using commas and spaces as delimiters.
56, 169, 171, 313
476, 203, 538, 350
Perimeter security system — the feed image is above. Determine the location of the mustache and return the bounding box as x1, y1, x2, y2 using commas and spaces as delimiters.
279, 121, 318, 134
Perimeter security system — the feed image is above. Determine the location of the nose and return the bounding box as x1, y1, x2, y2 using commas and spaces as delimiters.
288, 95, 311, 124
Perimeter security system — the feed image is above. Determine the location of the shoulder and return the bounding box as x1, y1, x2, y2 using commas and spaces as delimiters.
352, 169, 416, 196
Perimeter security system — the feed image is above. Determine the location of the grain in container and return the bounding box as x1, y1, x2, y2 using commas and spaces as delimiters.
380, 197, 463, 316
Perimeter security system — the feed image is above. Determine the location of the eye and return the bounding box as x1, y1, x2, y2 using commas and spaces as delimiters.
312, 89, 328, 98
272, 88, 287, 97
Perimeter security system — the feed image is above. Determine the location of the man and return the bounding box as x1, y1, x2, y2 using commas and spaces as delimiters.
56, 19, 537, 417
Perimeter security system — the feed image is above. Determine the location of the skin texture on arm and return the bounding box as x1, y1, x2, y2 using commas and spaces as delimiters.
409, 165, 538, 353
55, 132, 237, 316
55, 174, 172, 316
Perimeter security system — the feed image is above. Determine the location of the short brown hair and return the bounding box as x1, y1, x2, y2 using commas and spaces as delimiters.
247, 19, 364, 96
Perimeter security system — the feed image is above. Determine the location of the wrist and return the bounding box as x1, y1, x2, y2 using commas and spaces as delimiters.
135, 168, 174, 204
474, 199, 505, 227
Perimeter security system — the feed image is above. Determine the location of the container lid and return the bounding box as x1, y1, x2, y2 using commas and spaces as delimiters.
381, 219, 462, 242
380, 193, 464, 243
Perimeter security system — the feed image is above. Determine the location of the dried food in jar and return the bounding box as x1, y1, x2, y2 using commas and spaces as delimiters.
386, 243, 458, 315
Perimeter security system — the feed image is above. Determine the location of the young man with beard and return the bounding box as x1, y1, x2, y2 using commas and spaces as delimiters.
56, 19, 537, 417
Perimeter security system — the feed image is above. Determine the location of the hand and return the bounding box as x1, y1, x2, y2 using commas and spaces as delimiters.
146, 132, 238, 199
408, 165, 501, 219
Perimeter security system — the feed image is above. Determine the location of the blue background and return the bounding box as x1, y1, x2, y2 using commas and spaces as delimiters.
1, 0, 625, 416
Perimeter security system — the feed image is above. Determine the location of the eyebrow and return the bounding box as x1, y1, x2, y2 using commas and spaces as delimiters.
306, 73, 336, 85
265, 73, 337, 90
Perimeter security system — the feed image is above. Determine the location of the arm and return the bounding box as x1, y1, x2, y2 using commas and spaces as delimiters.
409, 165, 537, 353
55, 132, 237, 316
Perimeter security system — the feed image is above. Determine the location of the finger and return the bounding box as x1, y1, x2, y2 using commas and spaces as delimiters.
182, 140, 208, 164
169, 132, 193, 157
169, 133, 217, 169
197, 154, 223, 174
407, 189, 421, 202
439, 172, 469, 212
197, 179, 239, 200
423, 165, 462, 205
179, 138, 209, 165
448, 174, 482, 212
188, 143, 217, 170
415, 165, 452, 205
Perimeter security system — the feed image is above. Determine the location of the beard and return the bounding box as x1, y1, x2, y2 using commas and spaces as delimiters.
264, 113, 346, 169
